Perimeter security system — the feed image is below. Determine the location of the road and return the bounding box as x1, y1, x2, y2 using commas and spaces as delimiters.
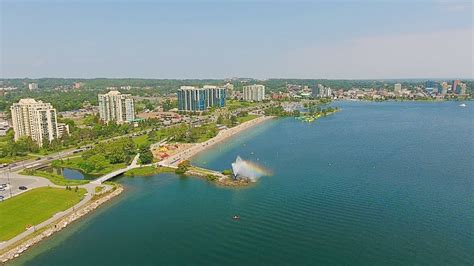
0, 127, 157, 175
0, 149, 135, 250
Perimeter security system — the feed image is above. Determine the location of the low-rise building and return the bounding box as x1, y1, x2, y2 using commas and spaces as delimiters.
0, 121, 10, 136
57, 123, 70, 138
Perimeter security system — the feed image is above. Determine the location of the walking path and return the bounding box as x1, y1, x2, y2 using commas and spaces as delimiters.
159, 116, 273, 167
91, 153, 141, 184
0, 182, 103, 251
0, 153, 141, 253
0, 184, 121, 263
0, 116, 274, 261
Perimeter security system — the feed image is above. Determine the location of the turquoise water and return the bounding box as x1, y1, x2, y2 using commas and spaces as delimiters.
11, 102, 473, 265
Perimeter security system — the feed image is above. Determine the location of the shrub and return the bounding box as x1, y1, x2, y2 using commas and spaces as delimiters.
206, 174, 218, 182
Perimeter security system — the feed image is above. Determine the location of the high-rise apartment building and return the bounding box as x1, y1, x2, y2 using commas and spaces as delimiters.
311, 84, 332, 98
10, 98, 60, 147
224, 83, 235, 99
459, 83, 467, 95
98, 90, 136, 123
243, 84, 265, 102
177, 86, 226, 112
311, 84, 320, 98
452, 80, 460, 94
28, 83, 38, 91
394, 83, 402, 95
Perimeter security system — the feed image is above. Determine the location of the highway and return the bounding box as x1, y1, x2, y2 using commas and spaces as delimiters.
0, 149, 81, 175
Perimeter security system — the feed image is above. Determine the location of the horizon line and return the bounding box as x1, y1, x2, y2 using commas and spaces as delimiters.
1, 77, 473, 81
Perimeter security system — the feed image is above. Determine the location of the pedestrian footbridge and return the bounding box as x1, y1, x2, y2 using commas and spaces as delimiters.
91, 154, 141, 184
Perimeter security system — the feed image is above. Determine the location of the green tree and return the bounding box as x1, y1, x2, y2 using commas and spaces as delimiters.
175, 160, 190, 174
230, 115, 238, 127
138, 145, 153, 164
80, 154, 107, 173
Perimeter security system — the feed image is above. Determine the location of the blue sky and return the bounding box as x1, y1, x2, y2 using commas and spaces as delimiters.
1, 0, 473, 79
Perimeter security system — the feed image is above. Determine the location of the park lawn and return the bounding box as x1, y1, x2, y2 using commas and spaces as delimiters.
132, 135, 150, 147
0, 187, 86, 241
124, 166, 175, 177
21, 170, 89, 186
94, 186, 104, 193
155, 130, 172, 141
55, 157, 127, 176
225, 100, 257, 111
237, 114, 258, 124
197, 134, 215, 143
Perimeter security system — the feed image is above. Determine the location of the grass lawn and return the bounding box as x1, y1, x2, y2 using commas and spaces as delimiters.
54, 157, 127, 176
237, 114, 258, 124
0, 187, 86, 241
21, 169, 89, 186
124, 166, 175, 176
95, 186, 104, 193
225, 100, 257, 111
132, 135, 150, 147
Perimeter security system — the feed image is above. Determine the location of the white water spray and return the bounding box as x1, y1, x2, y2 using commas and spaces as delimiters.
231, 156, 271, 182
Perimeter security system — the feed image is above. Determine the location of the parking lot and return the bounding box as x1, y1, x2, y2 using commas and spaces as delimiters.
0, 176, 43, 200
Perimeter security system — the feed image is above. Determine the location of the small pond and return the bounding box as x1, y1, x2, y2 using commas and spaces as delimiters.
41, 167, 98, 180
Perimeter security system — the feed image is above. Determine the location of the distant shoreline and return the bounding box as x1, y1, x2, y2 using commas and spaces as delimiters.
334, 98, 472, 103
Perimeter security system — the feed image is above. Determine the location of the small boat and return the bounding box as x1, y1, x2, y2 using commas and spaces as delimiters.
232, 215, 240, 220
459, 103, 466, 107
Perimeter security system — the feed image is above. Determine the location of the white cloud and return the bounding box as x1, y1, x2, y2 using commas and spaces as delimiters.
281, 28, 474, 79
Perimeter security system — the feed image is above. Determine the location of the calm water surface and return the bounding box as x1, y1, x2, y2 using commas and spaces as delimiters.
11, 102, 473, 265
41, 167, 97, 180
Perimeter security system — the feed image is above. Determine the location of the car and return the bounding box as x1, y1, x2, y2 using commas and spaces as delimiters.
35, 157, 41, 161
0, 188, 5, 191
0, 195, 4, 201
19, 186, 27, 190
0, 184, 7, 188
47, 157, 53, 160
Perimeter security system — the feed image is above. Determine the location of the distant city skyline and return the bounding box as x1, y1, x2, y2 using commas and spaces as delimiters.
1, 0, 473, 79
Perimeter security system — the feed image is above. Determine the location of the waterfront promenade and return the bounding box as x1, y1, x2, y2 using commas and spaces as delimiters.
159, 115, 273, 167
0, 153, 141, 260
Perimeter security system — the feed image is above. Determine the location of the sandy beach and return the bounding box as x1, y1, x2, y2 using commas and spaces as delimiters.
1, 116, 273, 263
159, 115, 274, 167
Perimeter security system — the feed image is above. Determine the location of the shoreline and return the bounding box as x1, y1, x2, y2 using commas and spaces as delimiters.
0, 116, 274, 262
0, 185, 123, 263
159, 115, 274, 167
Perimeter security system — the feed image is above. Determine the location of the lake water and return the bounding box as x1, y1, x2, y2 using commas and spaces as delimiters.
10, 101, 473, 265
